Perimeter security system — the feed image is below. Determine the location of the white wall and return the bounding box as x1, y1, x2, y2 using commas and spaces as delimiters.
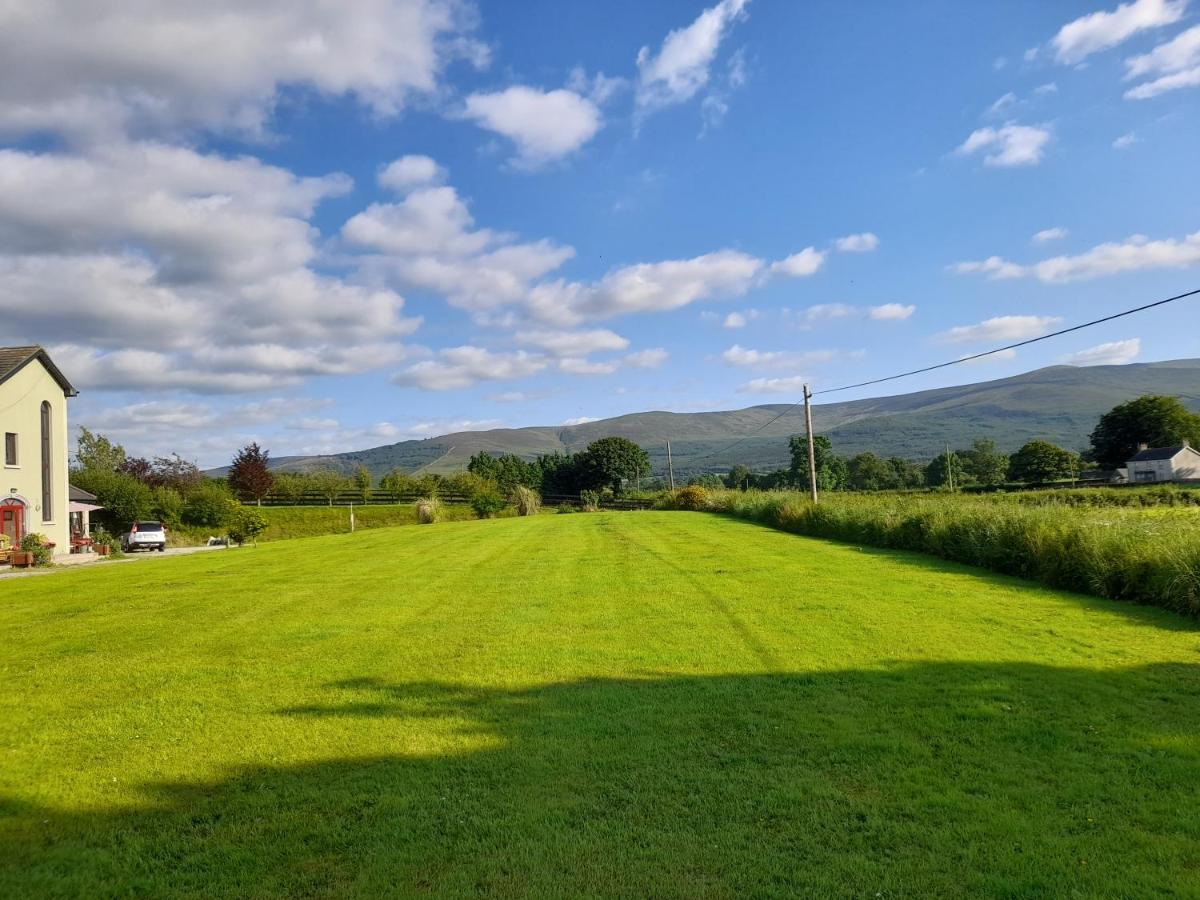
0, 358, 71, 554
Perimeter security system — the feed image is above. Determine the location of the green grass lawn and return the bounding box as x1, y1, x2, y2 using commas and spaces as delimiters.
2, 512, 1198, 897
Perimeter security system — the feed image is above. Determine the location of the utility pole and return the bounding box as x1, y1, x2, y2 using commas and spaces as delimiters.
804, 384, 818, 503
666, 440, 676, 491
945, 444, 954, 493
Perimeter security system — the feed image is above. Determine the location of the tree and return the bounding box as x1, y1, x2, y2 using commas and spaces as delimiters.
150, 454, 203, 493
74, 427, 127, 473
1008, 440, 1080, 484
117, 456, 154, 483
227, 505, 268, 546
575, 437, 650, 494
228, 443, 274, 504
846, 452, 898, 492
181, 480, 236, 528
688, 473, 724, 489
353, 465, 372, 502
960, 439, 1010, 486
70, 469, 152, 529
788, 435, 846, 492
271, 472, 309, 504
308, 468, 350, 506
379, 468, 412, 500
888, 457, 925, 489
924, 451, 965, 489
725, 464, 753, 491
1090, 395, 1200, 469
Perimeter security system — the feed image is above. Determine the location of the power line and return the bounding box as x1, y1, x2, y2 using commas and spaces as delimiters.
687, 285, 1199, 464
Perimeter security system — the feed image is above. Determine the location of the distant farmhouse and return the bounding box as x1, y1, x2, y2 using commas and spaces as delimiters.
1123, 443, 1200, 484
0, 346, 77, 556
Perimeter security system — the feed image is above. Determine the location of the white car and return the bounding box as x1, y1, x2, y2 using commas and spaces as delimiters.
120, 521, 168, 553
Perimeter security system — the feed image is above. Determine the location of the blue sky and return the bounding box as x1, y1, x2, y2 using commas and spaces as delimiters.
2, 0, 1198, 466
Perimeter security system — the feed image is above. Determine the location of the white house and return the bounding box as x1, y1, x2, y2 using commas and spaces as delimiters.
1, 346, 76, 556
1125, 442, 1200, 484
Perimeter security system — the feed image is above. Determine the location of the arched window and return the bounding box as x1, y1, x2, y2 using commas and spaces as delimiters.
41, 401, 52, 522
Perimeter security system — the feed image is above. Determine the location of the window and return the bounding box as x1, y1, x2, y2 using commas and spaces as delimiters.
3, 432, 15, 466
40, 401, 52, 521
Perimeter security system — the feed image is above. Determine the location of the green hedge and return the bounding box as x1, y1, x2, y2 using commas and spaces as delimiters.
699, 490, 1200, 617
254, 503, 477, 542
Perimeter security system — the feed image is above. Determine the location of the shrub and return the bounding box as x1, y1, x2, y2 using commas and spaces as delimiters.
579, 490, 601, 512
470, 490, 507, 519
700, 489, 1200, 617
182, 481, 237, 528
416, 497, 441, 524
19, 532, 53, 566
227, 505, 268, 546
150, 486, 184, 526
674, 485, 710, 511
512, 485, 541, 516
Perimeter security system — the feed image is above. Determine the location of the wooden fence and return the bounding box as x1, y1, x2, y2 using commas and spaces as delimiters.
237, 490, 656, 510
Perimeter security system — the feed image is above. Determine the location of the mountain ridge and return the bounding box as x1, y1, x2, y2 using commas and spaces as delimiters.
212, 359, 1200, 478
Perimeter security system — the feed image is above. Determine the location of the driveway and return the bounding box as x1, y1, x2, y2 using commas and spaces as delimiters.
0, 543, 229, 579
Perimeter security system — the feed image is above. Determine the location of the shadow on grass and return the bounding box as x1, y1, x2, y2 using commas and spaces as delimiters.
3, 663, 1199, 896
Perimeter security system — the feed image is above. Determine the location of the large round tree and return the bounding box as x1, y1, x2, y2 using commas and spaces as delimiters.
577, 437, 651, 494
1090, 396, 1200, 469
1008, 440, 1080, 484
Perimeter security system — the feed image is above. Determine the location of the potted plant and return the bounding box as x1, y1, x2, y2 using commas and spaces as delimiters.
19, 533, 53, 567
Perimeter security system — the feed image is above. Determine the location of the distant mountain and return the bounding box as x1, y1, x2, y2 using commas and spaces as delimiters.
218, 360, 1200, 479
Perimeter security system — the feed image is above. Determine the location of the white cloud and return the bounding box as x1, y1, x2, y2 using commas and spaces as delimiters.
956, 123, 1051, 167
724, 311, 748, 329
1125, 24, 1200, 76
635, 0, 750, 118
461, 86, 601, 165
939, 315, 1064, 344
624, 348, 669, 368
528, 250, 764, 325
868, 303, 915, 321
391, 346, 548, 390
566, 68, 627, 105
1033, 227, 1069, 242
515, 328, 629, 356
563, 416, 600, 426
1124, 65, 1200, 98
953, 230, 1200, 282
985, 92, 1019, 117
1034, 82, 1059, 95
1062, 338, 1142, 365
1051, 0, 1185, 65
558, 357, 618, 376
722, 345, 846, 370
770, 247, 826, 277
0, 0, 486, 141
959, 348, 1019, 364
949, 256, 1028, 279
1113, 131, 1139, 148
0, 144, 421, 393
804, 303, 857, 321
834, 232, 879, 253
737, 375, 809, 395
488, 391, 534, 404
378, 154, 445, 191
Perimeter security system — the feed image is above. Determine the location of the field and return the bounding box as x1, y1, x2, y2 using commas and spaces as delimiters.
2, 512, 1199, 896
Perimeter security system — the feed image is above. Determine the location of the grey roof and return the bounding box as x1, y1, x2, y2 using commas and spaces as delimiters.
0, 346, 78, 396
69, 485, 99, 502
1128, 445, 1194, 462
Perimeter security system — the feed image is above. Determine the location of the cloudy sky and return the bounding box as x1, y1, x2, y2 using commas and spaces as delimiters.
2, 0, 1199, 466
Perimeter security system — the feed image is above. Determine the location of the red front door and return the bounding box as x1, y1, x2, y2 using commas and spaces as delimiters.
1, 500, 24, 545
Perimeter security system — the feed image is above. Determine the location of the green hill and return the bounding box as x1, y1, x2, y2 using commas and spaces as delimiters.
242, 359, 1200, 478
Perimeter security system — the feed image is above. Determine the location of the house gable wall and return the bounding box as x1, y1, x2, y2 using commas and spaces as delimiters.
0, 357, 71, 552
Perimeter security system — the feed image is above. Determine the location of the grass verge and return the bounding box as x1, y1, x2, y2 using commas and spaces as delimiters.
1, 512, 1198, 896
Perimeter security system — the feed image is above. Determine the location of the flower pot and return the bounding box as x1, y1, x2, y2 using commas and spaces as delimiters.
95, 545, 110, 557
11, 551, 32, 567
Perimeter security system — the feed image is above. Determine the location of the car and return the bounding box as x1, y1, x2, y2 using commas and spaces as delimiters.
120, 520, 168, 553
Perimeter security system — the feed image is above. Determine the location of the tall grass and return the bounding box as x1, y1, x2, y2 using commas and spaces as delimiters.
699, 490, 1200, 616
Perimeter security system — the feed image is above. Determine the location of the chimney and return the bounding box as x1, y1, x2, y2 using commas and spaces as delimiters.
1137, 442, 1149, 451
1184, 440, 1191, 449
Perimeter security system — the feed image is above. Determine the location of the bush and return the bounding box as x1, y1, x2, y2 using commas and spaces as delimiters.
700, 489, 1200, 617
150, 486, 184, 526
416, 497, 441, 524
580, 490, 601, 512
227, 505, 268, 546
182, 481, 237, 528
19, 532, 53, 566
512, 485, 541, 516
470, 490, 507, 519
673, 485, 710, 511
